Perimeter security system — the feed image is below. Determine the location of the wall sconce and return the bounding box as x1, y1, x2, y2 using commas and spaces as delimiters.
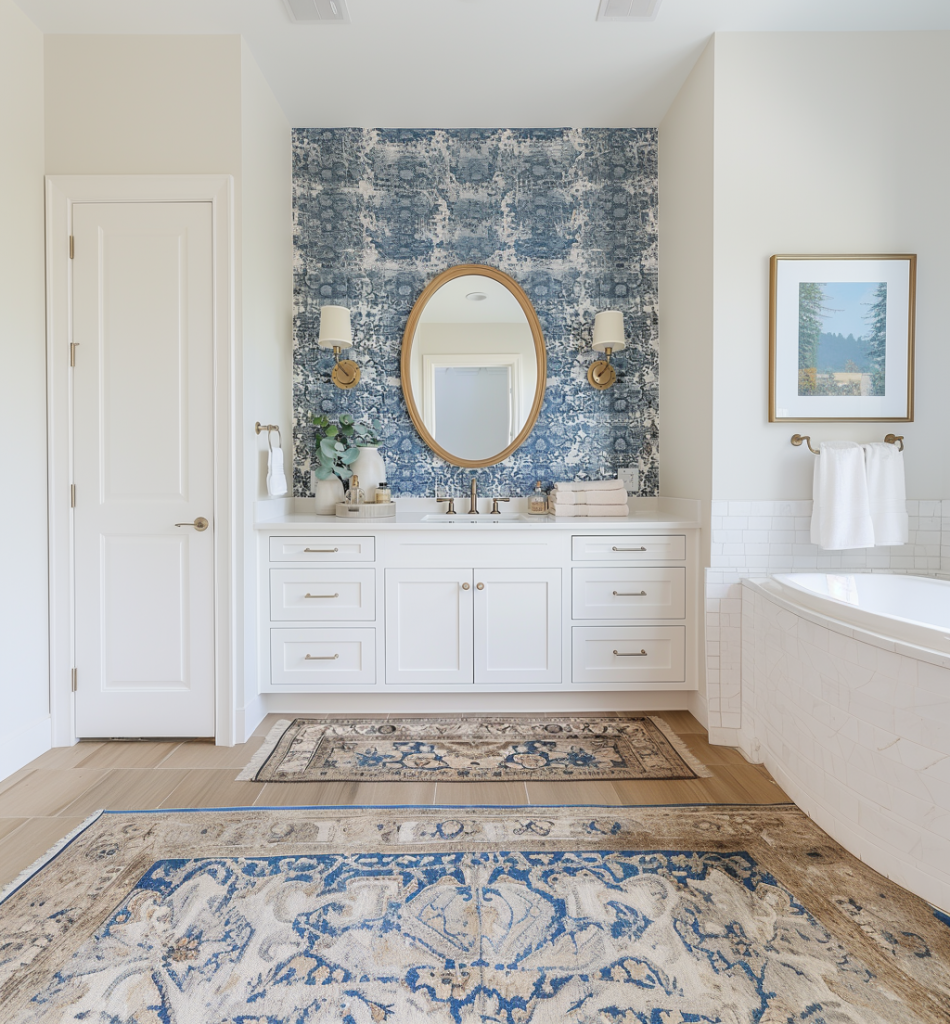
319, 305, 360, 389
588, 310, 626, 390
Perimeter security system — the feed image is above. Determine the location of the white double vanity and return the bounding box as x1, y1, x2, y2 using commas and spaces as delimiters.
257, 264, 700, 705
255, 499, 700, 696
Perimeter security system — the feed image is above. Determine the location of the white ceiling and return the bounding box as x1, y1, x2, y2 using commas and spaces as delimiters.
14, 0, 950, 126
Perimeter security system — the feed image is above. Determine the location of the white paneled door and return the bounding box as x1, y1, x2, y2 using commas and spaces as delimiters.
72, 202, 215, 737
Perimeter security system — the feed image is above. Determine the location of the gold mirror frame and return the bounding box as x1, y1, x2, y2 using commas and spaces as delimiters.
400, 264, 547, 468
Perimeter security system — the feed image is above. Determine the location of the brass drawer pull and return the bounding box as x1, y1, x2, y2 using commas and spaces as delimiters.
305, 653, 339, 660
304, 547, 339, 553
613, 649, 648, 657
476, 582, 485, 590
613, 590, 647, 597
612, 546, 647, 552
304, 592, 339, 599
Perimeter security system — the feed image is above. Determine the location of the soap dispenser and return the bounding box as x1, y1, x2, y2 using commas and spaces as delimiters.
528, 480, 548, 516
345, 474, 364, 505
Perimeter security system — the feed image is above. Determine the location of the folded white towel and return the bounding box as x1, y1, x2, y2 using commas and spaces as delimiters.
551, 489, 628, 505
266, 445, 288, 498
550, 502, 629, 518
809, 441, 874, 550
553, 479, 627, 492
864, 442, 908, 546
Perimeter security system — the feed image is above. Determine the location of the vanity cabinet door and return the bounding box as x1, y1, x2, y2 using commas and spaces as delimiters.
385, 569, 474, 685
473, 568, 561, 685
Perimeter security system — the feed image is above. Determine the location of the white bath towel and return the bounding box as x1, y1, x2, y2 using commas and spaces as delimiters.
809, 441, 874, 550
550, 502, 629, 517
266, 445, 288, 497
551, 488, 628, 505
863, 442, 908, 546
553, 479, 627, 492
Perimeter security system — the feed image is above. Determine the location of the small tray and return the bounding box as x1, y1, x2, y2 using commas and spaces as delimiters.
335, 501, 396, 519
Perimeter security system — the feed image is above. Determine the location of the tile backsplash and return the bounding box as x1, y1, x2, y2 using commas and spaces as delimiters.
292, 128, 659, 498
705, 498, 949, 733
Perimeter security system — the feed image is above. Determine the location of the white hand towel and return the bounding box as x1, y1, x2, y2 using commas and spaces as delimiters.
809, 441, 874, 550
266, 446, 288, 498
863, 442, 908, 546
553, 480, 627, 492
551, 489, 628, 505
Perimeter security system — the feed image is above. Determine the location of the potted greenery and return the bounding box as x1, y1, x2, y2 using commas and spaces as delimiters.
311, 412, 360, 514
310, 412, 385, 512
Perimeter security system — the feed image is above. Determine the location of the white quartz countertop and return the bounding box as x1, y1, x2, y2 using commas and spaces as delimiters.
254, 504, 701, 532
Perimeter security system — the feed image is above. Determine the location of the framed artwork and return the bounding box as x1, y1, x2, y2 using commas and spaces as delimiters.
769, 254, 916, 422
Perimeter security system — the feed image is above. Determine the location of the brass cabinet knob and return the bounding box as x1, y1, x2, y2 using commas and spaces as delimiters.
476, 582, 485, 590
461, 582, 471, 590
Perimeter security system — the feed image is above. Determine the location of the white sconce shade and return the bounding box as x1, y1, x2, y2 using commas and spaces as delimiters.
592, 310, 626, 353
318, 305, 353, 350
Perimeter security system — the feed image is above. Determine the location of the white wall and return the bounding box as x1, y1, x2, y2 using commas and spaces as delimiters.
240, 39, 293, 726
711, 32, 950, 500
658, 38, 715, 716
0, 0, 50, 775
659, 38, 715, 560
44, 35, 243, 176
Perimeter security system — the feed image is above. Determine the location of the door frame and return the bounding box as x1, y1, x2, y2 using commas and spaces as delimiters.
46, 175, 237, 747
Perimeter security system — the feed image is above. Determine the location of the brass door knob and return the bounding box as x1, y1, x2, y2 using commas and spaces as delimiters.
175, 517, 209, 532
476, 582, 485, 590
461, 582, 471, 590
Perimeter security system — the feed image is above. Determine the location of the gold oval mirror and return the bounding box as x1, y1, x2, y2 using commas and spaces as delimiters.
401, 265, 547, 468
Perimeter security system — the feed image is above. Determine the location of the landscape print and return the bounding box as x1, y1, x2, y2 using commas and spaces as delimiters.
798, 281, 887, 396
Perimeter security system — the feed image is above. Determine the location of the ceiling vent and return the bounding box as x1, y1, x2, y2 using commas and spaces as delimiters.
283, 0, 351, 24
596, 0, 663, 21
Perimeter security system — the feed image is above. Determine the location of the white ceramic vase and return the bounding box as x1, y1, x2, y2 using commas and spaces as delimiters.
351, 445, 386, 502
313, 474, 344, 515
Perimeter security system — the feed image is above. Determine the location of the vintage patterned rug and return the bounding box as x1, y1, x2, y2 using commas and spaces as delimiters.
237, 715, 713, 783
1, 804, 949, 1022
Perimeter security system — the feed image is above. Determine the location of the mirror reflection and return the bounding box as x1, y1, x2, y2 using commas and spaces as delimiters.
404, 270, 544, 466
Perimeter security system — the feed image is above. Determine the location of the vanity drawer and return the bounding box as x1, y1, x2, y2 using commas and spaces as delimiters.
572, 567, 685, 620
572, 626, 685, 684
572, 534, 686, 561
270, 569, 375, 621
271, 628, 376, 687
269, 536, 375, 562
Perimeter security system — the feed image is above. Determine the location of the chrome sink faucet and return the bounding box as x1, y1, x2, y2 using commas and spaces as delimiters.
469, 477, 479, 514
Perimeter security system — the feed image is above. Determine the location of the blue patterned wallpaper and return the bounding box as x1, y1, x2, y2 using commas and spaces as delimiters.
292, 128, 658, 498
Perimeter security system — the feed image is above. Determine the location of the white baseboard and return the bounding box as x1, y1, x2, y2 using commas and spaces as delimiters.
686, 689, 708, 729
0, 715, 52, 784
236, 695, 268, 743
707, 726, 742, 748
256, 690, 693, 715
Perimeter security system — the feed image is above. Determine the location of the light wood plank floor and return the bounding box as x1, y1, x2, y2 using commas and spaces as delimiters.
0, 711, 789, 888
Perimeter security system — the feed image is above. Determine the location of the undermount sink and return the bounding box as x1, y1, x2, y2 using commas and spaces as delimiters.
420, 513, 529, 523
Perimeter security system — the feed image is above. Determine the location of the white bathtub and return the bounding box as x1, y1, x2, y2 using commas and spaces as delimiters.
770, 572, 950, 653
742, 572, 950, 912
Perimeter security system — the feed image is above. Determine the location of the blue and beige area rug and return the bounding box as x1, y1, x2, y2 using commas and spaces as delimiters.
237, 716, 712, 783
1, 804, 948, 1022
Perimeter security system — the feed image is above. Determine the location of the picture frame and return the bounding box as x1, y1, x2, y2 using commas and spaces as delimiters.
769, 254, 916, 422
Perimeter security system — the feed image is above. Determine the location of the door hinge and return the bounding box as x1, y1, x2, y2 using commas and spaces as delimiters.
70, 342, 79, 367
69, 235, 74, 259
71, 667, 78, 692
70, 483, 76, 508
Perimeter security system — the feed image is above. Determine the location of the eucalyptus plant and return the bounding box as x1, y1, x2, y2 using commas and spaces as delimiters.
310, 412, 383, 482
